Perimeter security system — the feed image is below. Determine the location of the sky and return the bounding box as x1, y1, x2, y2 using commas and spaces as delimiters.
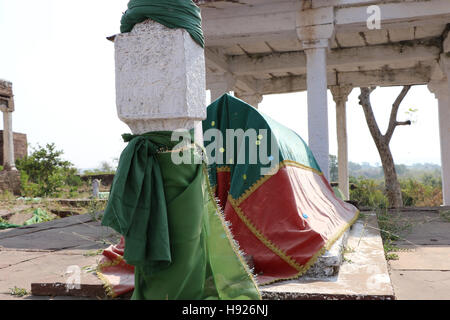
0, 0, 442, 170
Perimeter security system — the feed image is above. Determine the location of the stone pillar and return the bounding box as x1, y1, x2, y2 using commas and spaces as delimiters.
303, 43, 330, 180
235, 93, 263, 109
296, 7, 334, 181
428, 79, 450, 206
209, 73, 236, 102
114, 20, 206, 145
330, 86, 352, 200
0, 80, 16, 171
2, 112, 16, 171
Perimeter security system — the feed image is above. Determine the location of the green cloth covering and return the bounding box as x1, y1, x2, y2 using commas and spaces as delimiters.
0, 220, 20, 230
203, 94, 322, 200
23, 208, 52, 226
120, 0, 205, 48
0, 208, 52, 230
101, 131, 260, 300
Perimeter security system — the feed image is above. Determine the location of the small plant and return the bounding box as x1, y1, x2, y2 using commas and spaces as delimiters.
83, 249, 103, 257
9, 286, 28, 297
87, 200, 106, 222
440, 210, 450, 222
376, 207, 413, 260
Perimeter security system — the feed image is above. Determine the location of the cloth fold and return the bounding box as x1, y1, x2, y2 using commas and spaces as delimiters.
101, 132, 177, 277
100, 131, 260, 300
120, 0, 205, 48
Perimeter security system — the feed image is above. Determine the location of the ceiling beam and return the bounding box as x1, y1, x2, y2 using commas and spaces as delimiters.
335, 0, 450, 32
228, 41, 440, 76
256, 66, 432, 95
204, 48, 258, 93
200, 0, 450, 44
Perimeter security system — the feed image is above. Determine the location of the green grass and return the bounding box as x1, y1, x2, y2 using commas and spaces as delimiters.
9, 286, 28, 297
439, 210, 450, 222
376, 207, 413, 261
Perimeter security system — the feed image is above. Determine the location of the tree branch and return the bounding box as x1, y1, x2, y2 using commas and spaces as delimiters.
358, 87, 383, 143
385, 85, 411, 143
396, 120, 412, 126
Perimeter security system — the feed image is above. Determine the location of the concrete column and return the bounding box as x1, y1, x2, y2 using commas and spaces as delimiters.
2, 111, 16, 171
330, 86, 352, 200
114, 20, 206, 145
209, 73, 236, 102
235, 93, 263, 109
428, 79, 450, 206
304, 42, 330, 180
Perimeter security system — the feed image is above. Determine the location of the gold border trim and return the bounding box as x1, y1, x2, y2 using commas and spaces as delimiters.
96, 270, 118, 299
259, 209, 360, 286
228, 196, 304, 273
224, 162, 360, 286
216, 166, 231, 173
235, 160, 323, 205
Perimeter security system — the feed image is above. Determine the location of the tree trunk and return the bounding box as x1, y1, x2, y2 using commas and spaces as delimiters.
377, 138, 403, 208
358, 86, 411, 208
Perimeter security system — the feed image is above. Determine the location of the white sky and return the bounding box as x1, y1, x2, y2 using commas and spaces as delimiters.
0, 0, 442, 170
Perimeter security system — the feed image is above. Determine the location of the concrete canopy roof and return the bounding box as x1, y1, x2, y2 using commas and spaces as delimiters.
195, 0, 450, 96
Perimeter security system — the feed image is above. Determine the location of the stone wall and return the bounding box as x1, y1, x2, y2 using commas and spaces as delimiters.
0, 131, 27, 165
0, 170, 21, 195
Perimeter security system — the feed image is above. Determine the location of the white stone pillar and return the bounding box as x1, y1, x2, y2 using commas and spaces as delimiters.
114, 20, 206, 146
2, 111, 16, 171
235, 93, 263, 109
296, 6, 334, 181
330, 86, 352, 200
304, 42, 330, 180
428, 79, 450, 206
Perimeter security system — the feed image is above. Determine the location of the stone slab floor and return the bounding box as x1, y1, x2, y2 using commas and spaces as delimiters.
387, 208, 450, 300
0, 208, 448, 300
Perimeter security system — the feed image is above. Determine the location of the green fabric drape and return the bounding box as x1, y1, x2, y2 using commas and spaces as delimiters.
120, 0, 205, 48
101, 131, 260, 300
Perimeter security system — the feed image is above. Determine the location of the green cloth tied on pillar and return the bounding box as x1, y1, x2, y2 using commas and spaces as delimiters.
120, 0, 205, 48
102, 131, 260, 300
101, 132, 175, 276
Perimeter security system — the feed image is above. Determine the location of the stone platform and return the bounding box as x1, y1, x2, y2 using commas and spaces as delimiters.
0, 211, 394, 300
260, 214, 395, 300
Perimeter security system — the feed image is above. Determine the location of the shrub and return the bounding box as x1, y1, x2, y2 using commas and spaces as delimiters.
16, 143, 78, 197
400, 178, 442, 207
349, 177, 388, 209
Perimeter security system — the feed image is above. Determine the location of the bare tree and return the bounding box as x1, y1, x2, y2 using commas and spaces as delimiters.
358, 86, 412, 208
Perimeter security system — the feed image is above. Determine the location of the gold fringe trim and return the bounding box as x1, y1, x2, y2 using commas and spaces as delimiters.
259, 209, 360, 286
223, 161, 360, 286
228, 196, 304, 273
235, 160, 323, 205
202, 165, 262, 300
216, 166, 231, 173
96, 270, 118, 299
96, 255, 124, 270
95, 255, 127, 298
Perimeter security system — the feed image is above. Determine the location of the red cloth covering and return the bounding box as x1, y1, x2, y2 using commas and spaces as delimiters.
216, 164, 359, 285
96, 237, 135, 297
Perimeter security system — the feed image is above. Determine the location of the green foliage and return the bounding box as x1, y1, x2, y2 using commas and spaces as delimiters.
9, 287, 28, 297
16, 143, 78, 197
401, 178, 442, 207
83, 160, 117, 175
350, 175, 442, 208
376, 207, 412, 260
350, 177, 388, 208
